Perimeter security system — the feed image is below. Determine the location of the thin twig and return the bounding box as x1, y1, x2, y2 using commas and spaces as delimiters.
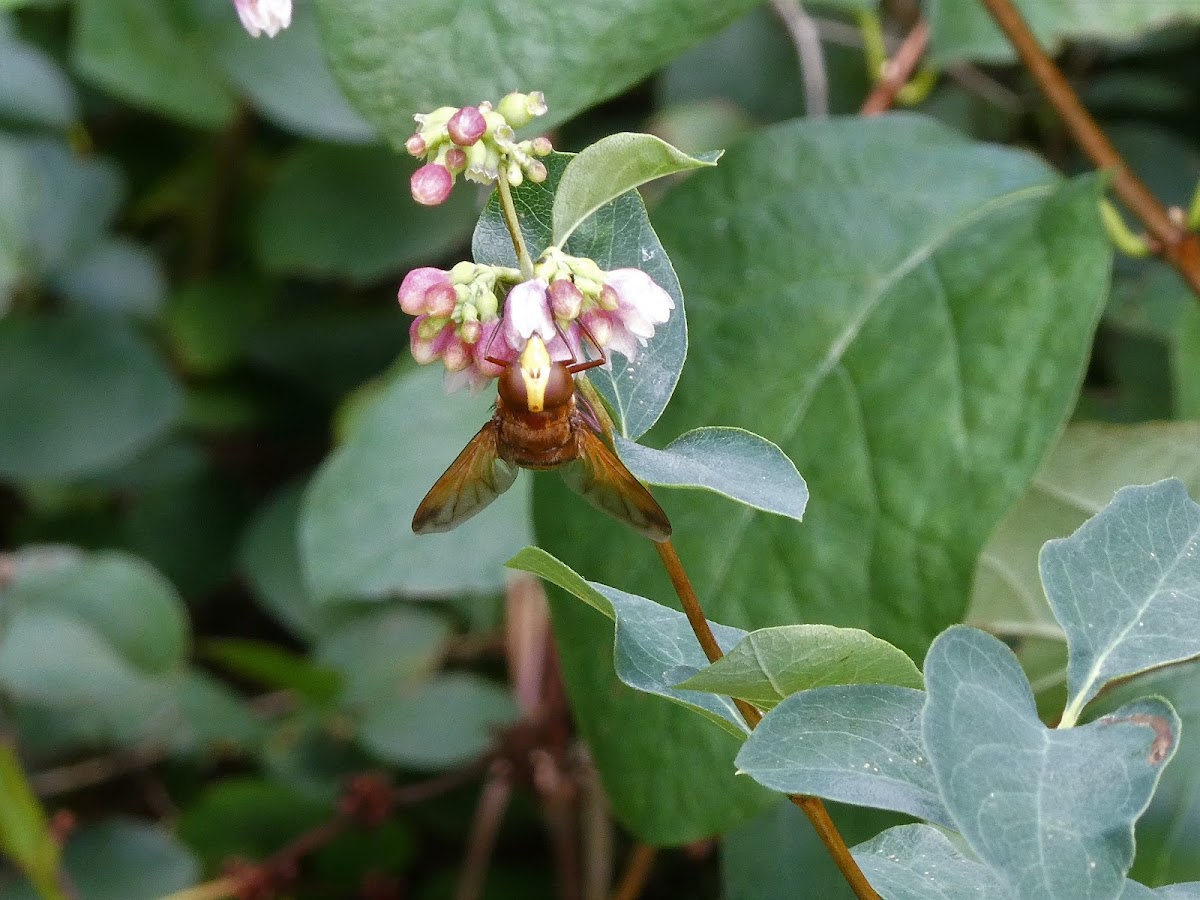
772, 0, 829, 118
651, 540, 878, 899
977, 0, 1200, 298
609, 844, 656, 900
497, 177, 535, 280
860, 21, 931, 115
455, 764, 515, 900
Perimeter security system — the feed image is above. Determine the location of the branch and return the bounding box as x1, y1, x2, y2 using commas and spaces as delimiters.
860, 21, 931, 115
977, 0, 1200, 298
772, 0, 829, 118
652, 540, 879, 900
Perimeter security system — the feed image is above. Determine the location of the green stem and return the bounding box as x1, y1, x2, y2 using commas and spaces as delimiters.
1188, 179, 1200, 232
496, 176, 535, 280
1099, 199, 1154, 258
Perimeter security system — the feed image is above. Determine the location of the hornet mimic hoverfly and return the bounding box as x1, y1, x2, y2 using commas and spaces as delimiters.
411, 327, 671, 542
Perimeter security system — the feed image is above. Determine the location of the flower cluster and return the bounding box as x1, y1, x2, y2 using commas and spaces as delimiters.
399, 263, 510, 393
406, 92, 553, 206
233, 0, 292, 38
398, 252, 673, 393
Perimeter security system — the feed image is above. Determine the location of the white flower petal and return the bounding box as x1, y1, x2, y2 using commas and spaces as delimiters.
233, 0, 292, 38
502, 279, 555, 350
605, 268, 674, 324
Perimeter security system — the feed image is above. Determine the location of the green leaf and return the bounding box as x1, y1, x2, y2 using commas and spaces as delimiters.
238, 482, 326, 640
508, 547, 750, 737
71, 0, 235, 128
204, 639, 342, 704
0, 741, 61, 900
473, 153, 687, 440
928, 0, 1200, 64
541, 115, 1111, 842
315, 606, 449, 708
177, 778, 328, 870
1043, 480, 1200, 726
300, 365, 532, 602
357, 672, 519, 769
253, 143, 478, 283
0, 135, 35, 309
851, 824, 1009, 899
51, 238, 166, 318
202, 0, 375, 142
0, 314, 182, 480
2, 548, 189, 673
923, 626, 1179, 899
1174, 305, 1200, 419
313, 0, 764, 140
677, 624, 921, 706
552, 133, 721, 246
615, 427, 808, 522
21, 138, 124, 278
166, 277, 271, 376
0, 31, 78, 129
736, 685, 949, 825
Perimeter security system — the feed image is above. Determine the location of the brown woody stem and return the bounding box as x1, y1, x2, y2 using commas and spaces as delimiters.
977, 0, 1200, 297
860, 21, 931, 115
652, 539, 879, 899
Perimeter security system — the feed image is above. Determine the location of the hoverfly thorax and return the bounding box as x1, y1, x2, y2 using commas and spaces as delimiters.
497, 334, 573, 414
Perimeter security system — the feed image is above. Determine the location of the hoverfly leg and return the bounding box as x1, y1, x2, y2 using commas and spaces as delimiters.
563, 318, 607, 374
483, 319, 510, 368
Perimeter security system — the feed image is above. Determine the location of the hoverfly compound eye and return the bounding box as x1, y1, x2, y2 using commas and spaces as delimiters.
542, 362, 574, 409
497, 362, 527, 410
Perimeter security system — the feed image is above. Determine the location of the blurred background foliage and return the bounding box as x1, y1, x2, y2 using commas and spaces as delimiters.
0, 0, 1199, 897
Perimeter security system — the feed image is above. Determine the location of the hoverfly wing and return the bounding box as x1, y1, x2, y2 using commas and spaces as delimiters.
560, 425, 672, 542
412, 420, 519, 534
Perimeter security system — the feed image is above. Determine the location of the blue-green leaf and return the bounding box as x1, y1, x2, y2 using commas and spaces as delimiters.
1041, 479, 1200, 726
851, 824, 1009, 899
507, 546, 749, 736
736, 685, 949, 825
616, 427, 807, 521
923, 626, 1180, 900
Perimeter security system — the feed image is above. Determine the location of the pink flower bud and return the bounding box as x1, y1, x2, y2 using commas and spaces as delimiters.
548, 279, 583, 321
582, 311, 613, 347
448, 106, 487, 147
598, 284, 620, 311
444, 147, 467, 173
409, 317, 440, 364
443, 339, 472, 372
398, 267, 451, 315
531, 136, 553, 157
404, 134, 427, 157
410, 163, 453, 206
526, 160, 547, 183
425, 282, 457, 318
459, 320, 482, 344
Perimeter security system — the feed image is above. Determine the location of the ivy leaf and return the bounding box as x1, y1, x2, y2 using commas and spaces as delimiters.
552, 133, 720, 246
615, 427, 808, 522
473, 153, 686, 440
923, 626, 1179, 900
1041, 480, 1200, 726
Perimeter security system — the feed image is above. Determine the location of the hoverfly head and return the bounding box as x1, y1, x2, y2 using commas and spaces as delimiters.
498, 334, 573, 413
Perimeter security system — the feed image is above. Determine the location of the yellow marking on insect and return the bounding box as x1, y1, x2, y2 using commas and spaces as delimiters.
519, 335, 552, 412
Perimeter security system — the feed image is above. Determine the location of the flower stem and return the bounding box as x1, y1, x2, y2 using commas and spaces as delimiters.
496, 176, 536, 281
977, 0, 1200, 298
651, 538, 879, 900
